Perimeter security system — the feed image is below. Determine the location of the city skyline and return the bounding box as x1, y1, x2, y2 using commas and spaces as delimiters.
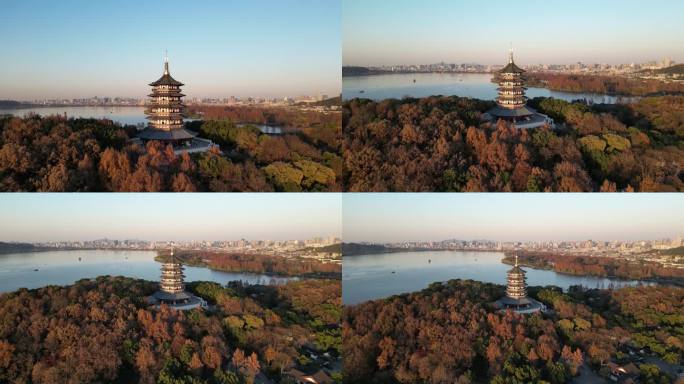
0, 0, 341, 99
343, 0, 684, 66
342, 194, 684, 243
0, 194, 342, 242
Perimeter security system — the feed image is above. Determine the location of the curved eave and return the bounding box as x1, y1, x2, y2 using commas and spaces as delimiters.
149, 74, 184, 87
500, 62, 525, 74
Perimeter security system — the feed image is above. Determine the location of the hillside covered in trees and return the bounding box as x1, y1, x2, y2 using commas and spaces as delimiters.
526, 73, 684, 96
168, 250, 341, 279
343, 279, 682, 384
343, 95, 684, 191
504, 252, 684, 283
0, 110, 341, 192
0, 276, 341, 384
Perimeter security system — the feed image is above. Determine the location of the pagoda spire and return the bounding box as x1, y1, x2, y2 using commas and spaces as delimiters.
509, 42, 514, 64
164, 50, 169, 75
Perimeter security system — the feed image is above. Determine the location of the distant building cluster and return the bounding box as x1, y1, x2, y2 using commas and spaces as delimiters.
362, 57, 680, 79
32, 236, 342, 263
21, 94, 337, 109
28, 96, 144, 107
374, 236, 684, 256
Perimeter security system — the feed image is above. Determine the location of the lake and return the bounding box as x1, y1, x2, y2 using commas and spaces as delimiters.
1, 106, 148, 126
2, 106, 283, 134
0, 250, 296, 292
342, 73, 638, 104
343, 250, 650, 305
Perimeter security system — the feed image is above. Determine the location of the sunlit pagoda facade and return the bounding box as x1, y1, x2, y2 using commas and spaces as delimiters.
136, 54, 217, 154
482, 49, 554, 129
147, 249, 206, 310
494, 255, 545, 314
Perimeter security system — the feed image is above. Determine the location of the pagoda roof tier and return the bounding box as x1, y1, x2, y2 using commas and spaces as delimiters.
149, 74, 184, 86
497, 94, 527, 99
138, 127, 197, 141
488, 105, 535, 118
497, 86, 527, 91
501, 61, 525, 74
153, 291, 191, 301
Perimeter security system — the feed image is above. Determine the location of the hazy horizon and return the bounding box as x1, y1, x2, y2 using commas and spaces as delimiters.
343, 0, 684, 66
0, 194, 342, 242
343, 194, 684, 243
0, 0, 341, 100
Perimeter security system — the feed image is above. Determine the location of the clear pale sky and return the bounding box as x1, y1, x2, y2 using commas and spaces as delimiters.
343, 194, 684, 243
0, 0, 341, 100
0, 194, 341, 242
343, 0, 684, 66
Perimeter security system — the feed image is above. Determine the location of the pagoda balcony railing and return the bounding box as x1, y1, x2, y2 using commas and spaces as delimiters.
161, 272, 185, 278
149, 96, 182, 101
149, 98, 183, 104
162, 286, 184, 292
161, 272, 185, 277
161, 283, 184, 289
147, 108, 182, 113
149, 124, 185, 130
152, 86, 181, 92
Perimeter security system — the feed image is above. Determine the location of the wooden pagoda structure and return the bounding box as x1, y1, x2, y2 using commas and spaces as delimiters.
505, 255, 527, 299
138, 55, 197, 145
494, 255, 545, 314
159, 249, 185, 294
147, 249, 206, 310
483, 48, 554, 129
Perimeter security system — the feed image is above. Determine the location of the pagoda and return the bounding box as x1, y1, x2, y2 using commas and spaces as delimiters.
494, 255, 545, 314
147, 249, 206, 310
136, 54, 217, 153
483, 48, 554, 129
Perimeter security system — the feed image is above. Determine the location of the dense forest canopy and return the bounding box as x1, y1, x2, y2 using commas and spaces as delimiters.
343, 279, 683, 384
0, 276, 341, 384
343, 95, 684, 191
505, 252, 684, 283
170, 250, 341, 279
526, 73, 684, 96
0, 109, 341, 192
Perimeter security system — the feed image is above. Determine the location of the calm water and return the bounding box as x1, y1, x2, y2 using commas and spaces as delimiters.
0, 250, 296, 292
342, 73, 638, 104
343, 251, 649, 305
2, 106, 283, 134
2, 106, 147, 125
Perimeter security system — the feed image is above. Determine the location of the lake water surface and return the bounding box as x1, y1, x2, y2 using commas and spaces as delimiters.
342, 73, 637, 104
343, 250, 649, 305
2, 106, 282, 134
2, 106, 147, 125
0, 250, 296, 292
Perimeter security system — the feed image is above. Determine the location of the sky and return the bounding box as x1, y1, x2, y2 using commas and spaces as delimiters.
343, 194, 684, 243
0, 0, 341, 100
343, 0, 684, 66
0, 194, 341, 242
